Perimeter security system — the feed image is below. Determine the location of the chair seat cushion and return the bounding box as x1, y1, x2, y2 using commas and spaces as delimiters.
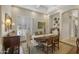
42, 43, 52, 47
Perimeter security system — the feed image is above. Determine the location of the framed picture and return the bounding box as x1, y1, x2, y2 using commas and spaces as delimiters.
38, 22, 45, 29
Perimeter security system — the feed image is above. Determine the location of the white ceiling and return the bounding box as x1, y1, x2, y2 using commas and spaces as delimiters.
15, 5, 77, 14
15, 5, 61, 14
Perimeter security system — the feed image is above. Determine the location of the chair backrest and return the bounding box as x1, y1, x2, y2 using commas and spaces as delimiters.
46, 36, 53, 45
3, 36, 20, 53
76, 38, 79, 53
51, 28, 60, 36
52, 28, 60, 42
55, 35, 59, 40
76, 38, 79, 47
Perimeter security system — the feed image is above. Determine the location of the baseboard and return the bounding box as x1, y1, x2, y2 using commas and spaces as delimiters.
60, 38, 76, 47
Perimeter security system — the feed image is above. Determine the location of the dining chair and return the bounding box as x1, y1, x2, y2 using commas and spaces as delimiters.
76, 38, 79, 53
42, 36, 54, 53
53, 35, 59, 51
52, 28, 60, 51
34, 37, 46, 50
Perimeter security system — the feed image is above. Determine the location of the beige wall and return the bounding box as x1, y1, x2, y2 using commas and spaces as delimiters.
1, 5, 79, 39
0, 5, 12, 36
0, 5, 49, 36
49, 13, 60, 29
61, 11, 71, 40
49, 7, 79, 40
0, 6, 1, 37
11, 6, 49, 35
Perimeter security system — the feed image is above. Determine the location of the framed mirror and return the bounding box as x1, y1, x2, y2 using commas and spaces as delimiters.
5, 13, 12, 31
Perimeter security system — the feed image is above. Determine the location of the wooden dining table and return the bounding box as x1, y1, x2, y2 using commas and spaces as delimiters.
32, 34, 56, 46
32, 34, 58, 53
32, 34, 55, 40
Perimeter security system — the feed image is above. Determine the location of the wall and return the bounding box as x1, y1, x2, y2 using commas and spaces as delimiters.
61, 9, 79, 40
0, 5, 49, 36
61, 11, 71, 40
11, 6, 32, 35
49, 13, 60, 29
49, 6, 79, 40
0, 6, 1, 37
0, 5, 12, 36
11, 6, 49, 35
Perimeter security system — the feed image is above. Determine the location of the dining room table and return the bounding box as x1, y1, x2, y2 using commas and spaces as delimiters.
31, 33, 56, 46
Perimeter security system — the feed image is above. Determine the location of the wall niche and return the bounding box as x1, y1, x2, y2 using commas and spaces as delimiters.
49, 13, 60, 33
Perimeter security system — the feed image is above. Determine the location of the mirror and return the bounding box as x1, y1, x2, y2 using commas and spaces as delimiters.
5, 13, 12, 31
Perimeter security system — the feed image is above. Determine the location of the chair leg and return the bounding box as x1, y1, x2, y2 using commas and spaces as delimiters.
76, 47, 79, 54
45, 46, 48, 54
53, 44, 55, 51
42, 45, 44, 51
52, 45, 54, 53
53, 43, 59, 51
76, 49, 78, 54
57, 44, 59, 49
44, 46, 48, 54
42, 46, 47, 53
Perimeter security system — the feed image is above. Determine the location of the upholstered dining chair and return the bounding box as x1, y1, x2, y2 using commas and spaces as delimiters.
76, 38, 79, 53
34, 37, 46, 51
42, 36, 54, 53
52, 28, 60, 51
53, 35, 59, 51
3, 36, 20, 54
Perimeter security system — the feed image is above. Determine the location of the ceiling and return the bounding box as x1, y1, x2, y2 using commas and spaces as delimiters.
15, 5, 77, 14
15, 5, 61, 14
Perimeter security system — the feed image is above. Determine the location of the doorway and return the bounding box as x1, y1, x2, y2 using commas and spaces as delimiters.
61, 10, 76, 46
